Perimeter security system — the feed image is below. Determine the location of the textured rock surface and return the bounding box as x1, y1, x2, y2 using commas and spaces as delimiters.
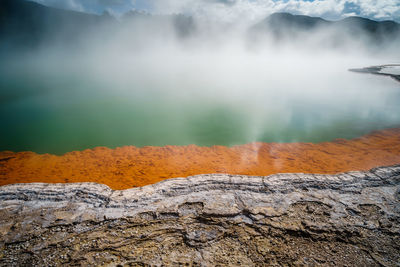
0, 166, 400, 266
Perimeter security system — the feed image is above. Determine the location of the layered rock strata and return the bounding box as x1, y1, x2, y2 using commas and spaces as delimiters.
0, 165, 400, 266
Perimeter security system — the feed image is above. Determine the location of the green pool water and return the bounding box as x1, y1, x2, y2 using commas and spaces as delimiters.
1, 53, 400, 155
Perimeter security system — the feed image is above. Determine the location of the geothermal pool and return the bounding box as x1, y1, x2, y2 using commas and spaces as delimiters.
1, 55, 400, 155
1, 45, 400, 189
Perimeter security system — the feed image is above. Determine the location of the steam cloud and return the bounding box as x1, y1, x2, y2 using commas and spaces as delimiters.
1, 0, 400, 153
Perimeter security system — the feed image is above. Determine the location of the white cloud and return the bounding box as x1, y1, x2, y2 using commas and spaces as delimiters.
142, 0, 400, 23
351, 0, 400, 20
32, 0, 85, 12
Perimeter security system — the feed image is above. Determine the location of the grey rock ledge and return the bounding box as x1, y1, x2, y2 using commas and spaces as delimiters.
1, 165, 400, 266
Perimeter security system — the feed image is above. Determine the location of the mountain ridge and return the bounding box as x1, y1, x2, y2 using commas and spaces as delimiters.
251, 12, 400, 45
1, 0, 399, 50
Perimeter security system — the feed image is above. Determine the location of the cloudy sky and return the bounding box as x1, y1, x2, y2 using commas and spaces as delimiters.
30, 0, 400, 22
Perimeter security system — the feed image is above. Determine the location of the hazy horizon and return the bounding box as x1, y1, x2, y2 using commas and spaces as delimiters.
27, 0, 400, 23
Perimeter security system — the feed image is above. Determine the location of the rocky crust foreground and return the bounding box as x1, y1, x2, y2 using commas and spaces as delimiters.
1, 166, 400, 266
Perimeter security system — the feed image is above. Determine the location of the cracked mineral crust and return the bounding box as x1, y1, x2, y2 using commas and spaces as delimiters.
0, 165, 400, 266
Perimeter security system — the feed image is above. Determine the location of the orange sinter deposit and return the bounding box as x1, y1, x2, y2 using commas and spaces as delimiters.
1, 128, 400, 190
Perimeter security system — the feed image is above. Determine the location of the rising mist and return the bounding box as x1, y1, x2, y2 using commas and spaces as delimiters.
1, 0, 400, 153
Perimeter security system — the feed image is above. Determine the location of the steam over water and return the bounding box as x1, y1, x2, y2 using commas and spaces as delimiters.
1, 9, 400, 154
